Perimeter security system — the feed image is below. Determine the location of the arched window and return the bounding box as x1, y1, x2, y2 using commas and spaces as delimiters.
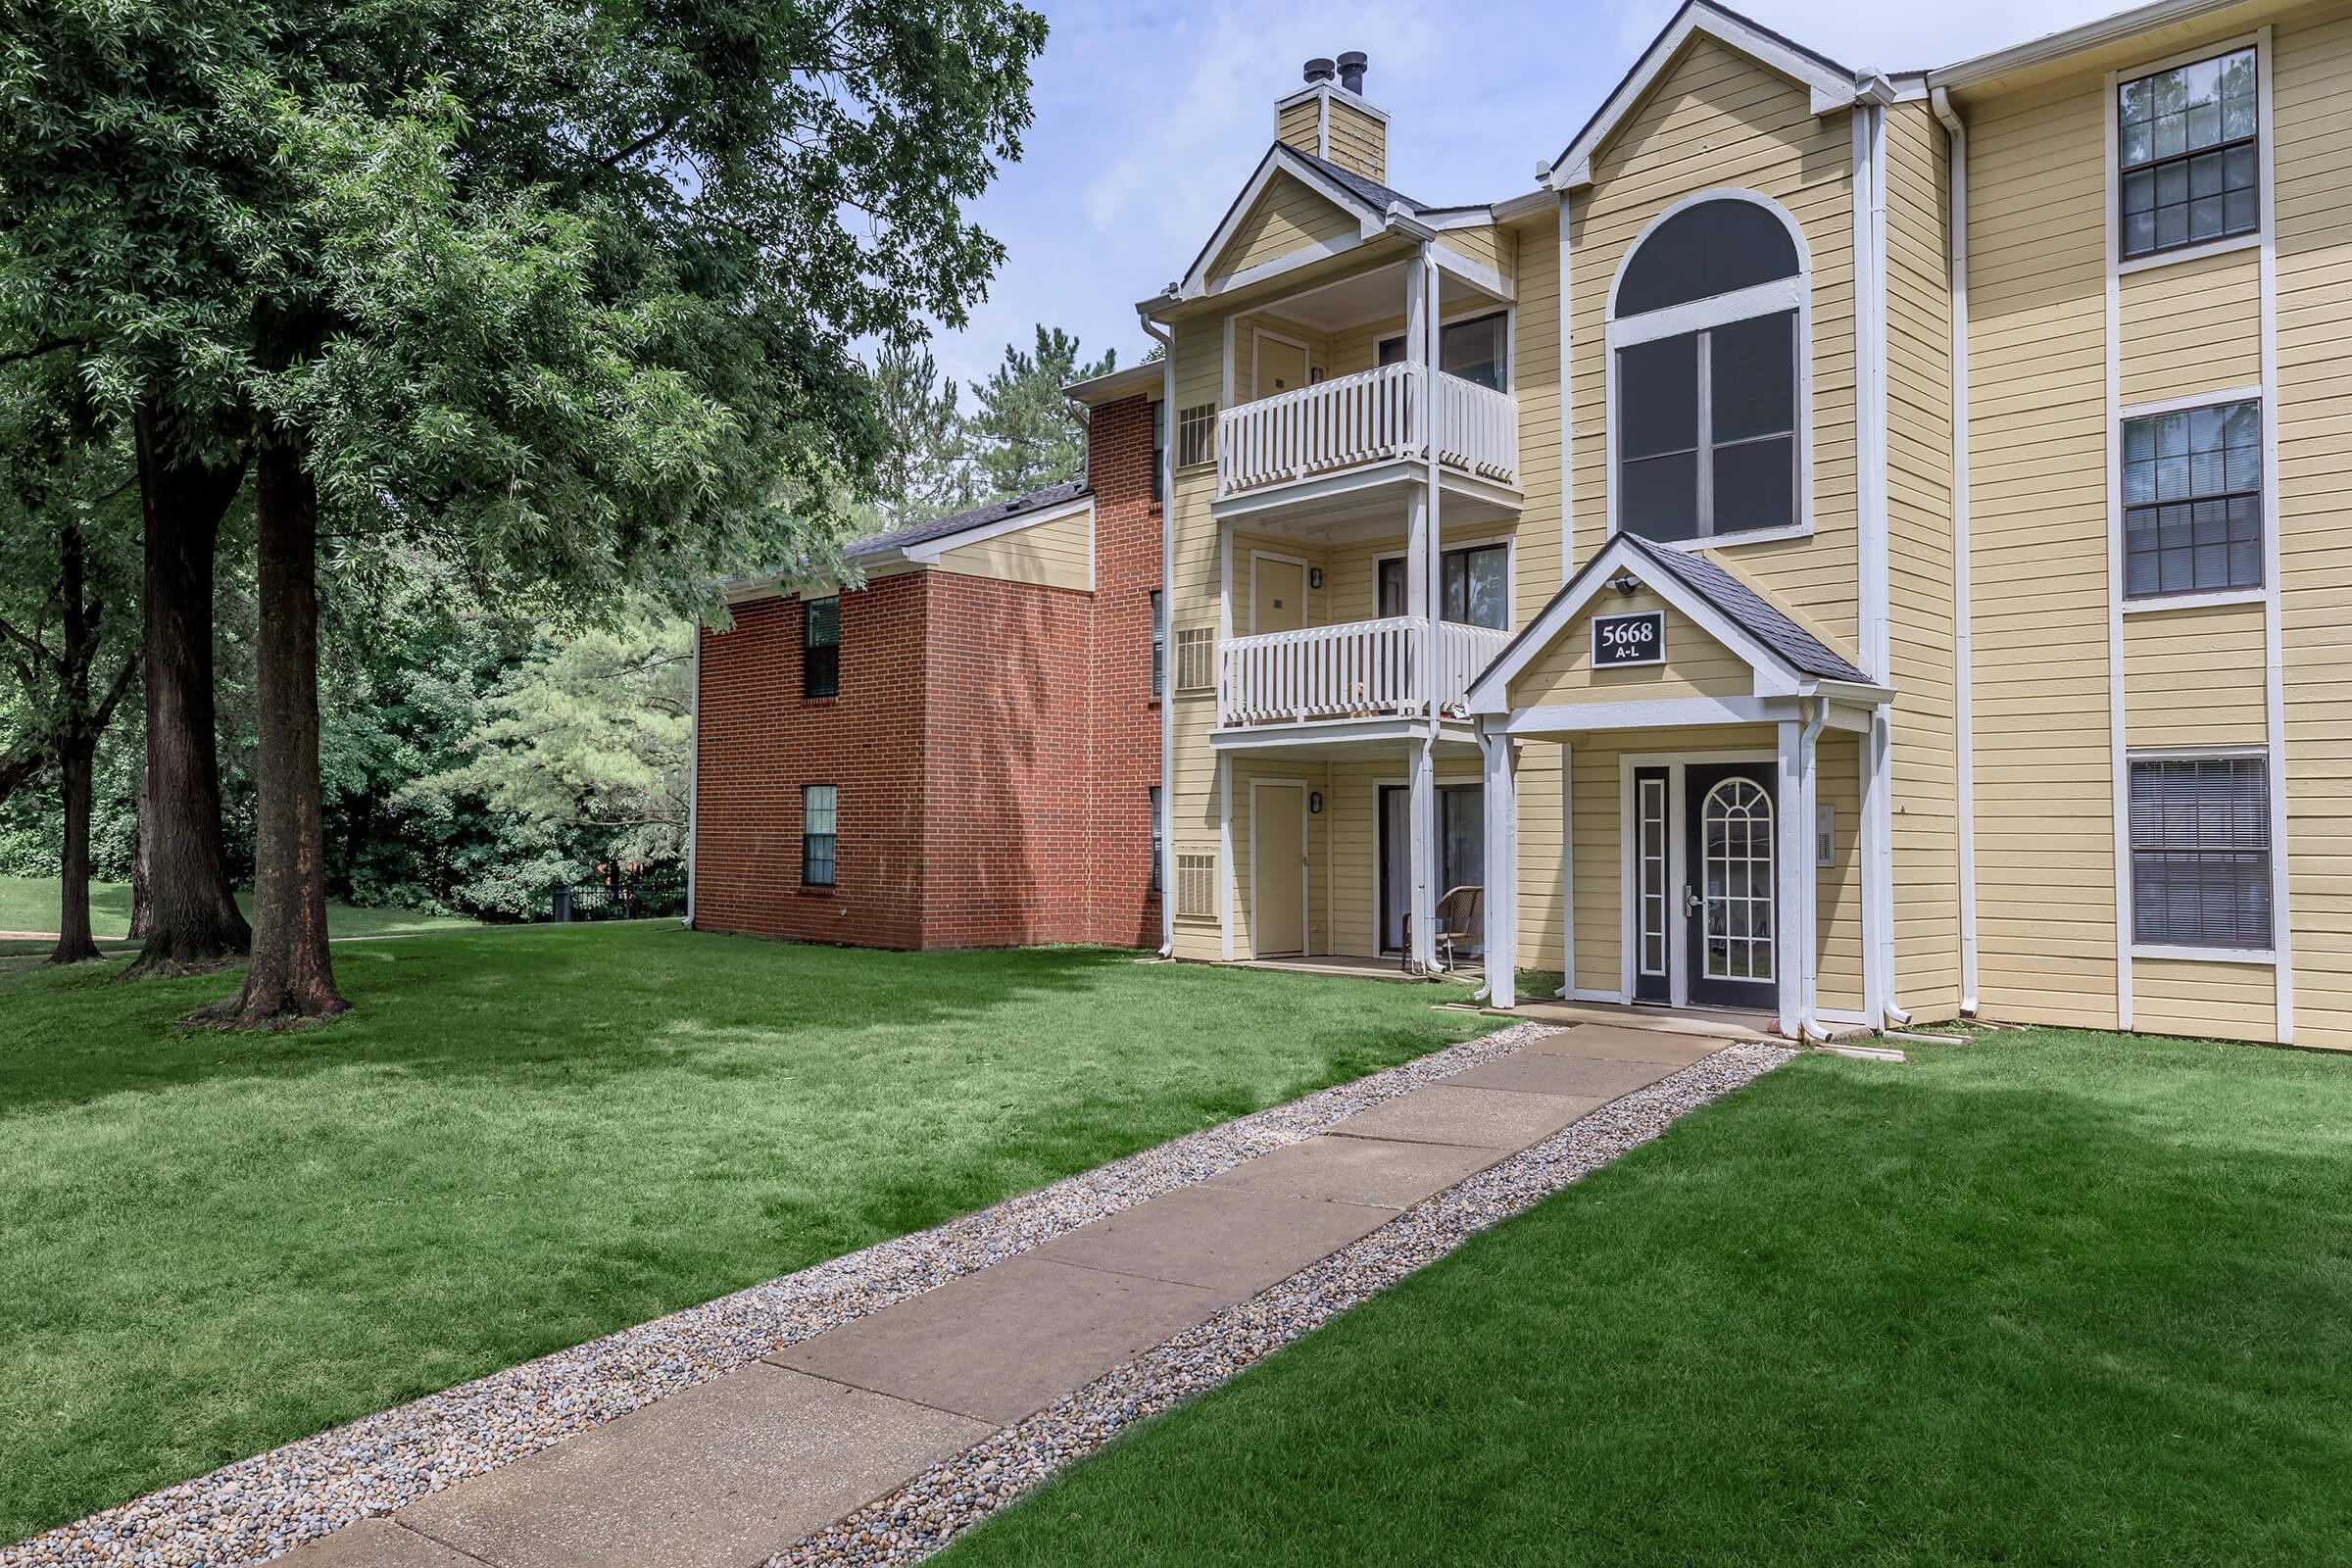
1609, 193, 1807, 544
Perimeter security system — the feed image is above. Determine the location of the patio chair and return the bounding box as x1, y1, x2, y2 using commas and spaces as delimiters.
1402, 885, 1484, 973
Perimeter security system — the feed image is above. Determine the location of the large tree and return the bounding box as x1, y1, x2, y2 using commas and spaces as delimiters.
868, 340, 976, 525
1, 0, 1049, 1024
966, 324, 1114, 497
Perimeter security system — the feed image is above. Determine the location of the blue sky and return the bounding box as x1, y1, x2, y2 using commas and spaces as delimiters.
924, 0, 2127, 390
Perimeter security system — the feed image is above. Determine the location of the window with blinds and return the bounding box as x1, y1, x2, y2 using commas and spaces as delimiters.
1174, 852, 1218, 920
2129, 757, 2272, 948
1177, 403, 1217, 467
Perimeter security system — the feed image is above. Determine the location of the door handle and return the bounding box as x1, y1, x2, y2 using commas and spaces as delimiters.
1682, 884, 1701, 917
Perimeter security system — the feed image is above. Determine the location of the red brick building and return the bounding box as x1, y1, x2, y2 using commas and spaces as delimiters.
688, 366, 1165, 950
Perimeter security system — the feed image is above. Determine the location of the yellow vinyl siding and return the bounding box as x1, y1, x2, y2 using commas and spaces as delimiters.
1567, 34, 1861, 654
932, 508, 1092, 591
1206, 172, 1361, 289
1505, 210, 1570, 974
2119, 248, 2262, 406
2123, 601, 2269, 747
1275, 98, 1319, 156
1324, 100, 1387, 182
1884, 100, 1964, 1021
2274, 0, 2352, 1049
1168, 310, 1227, 962
1510, 589, 1754, 707
2133, 956, 2278, 1042
1963, 67, 2122, 1028
1231, 314, 1332, 405
1814, 728, 1866, 1013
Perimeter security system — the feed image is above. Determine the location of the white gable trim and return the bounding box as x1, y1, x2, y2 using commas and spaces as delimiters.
1465, 534, 1803, 714
1179, 146, 1386, 301
1544, 1, 1860, 191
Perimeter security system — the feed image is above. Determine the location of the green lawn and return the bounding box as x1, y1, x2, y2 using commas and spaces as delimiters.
946, 1029, 2352, 1567
0, 925, 1490, 1544
0, 873, 485, 941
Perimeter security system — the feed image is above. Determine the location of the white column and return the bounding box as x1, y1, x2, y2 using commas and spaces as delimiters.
1409, 742, 1436, 972
1482, 728, 1518, 1008
1559, 737, 1576, 999
1777, 720, 1805, 1039
1218, 754, 1236, 961
1859, 715, 1888, 1025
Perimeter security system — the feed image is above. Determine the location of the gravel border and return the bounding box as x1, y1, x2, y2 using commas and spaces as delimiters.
771, 1042, 1798, 1568
5, 1020, 1554, 1568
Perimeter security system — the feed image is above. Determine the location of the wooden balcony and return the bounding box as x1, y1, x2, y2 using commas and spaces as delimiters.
1217, 615, 1514, 729
1214, 366, 1521, 518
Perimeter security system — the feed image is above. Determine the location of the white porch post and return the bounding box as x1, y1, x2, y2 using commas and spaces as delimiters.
1859, 714, 1889, 1025
1409, 741, 1436, 972
1482, 728, 1518, 1007
1218, 754, 1236, 961
1777, 720, 1804, 1038
1559, 737, 1575, 998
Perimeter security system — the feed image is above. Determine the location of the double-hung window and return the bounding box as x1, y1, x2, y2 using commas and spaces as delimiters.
2130, 758, 2271, 949
802, 784, 838, 888
1375, 310, 1509, 390
2123, 400, 2262, 597
1149, 786, 1163, 894
803, 596, 840, 699
1151, 400, 1166, 506
2119, 48, 2259, 262
1611, 197, 1805, 543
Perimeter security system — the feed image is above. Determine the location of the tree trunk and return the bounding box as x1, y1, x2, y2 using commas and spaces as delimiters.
125, 404, 252, 976
186, 444, 345, 1028
128, 765, 152, 940
49, 749, 101, 964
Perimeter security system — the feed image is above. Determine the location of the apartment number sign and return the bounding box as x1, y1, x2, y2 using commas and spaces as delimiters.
1592, 611, 1665, 667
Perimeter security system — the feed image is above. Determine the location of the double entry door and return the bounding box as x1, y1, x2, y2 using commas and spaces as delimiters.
1378, 783, 1484, 956
1631, 761, 1777, 1010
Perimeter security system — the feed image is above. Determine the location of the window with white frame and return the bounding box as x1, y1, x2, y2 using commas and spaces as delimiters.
2119, 47, 2259, 262
802, 784, 838, 887
2130, 757, 2272, 949
1611, 197, 1804, 543
1149, 786, 1163, 894
2123, 399, 2262, 597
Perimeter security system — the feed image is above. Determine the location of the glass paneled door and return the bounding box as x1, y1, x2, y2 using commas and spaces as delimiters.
1378, 784, 1484, 956
1682, 761, 1777, 1010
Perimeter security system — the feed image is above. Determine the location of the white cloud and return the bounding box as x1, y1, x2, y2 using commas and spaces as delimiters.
928, 0, 2132, 389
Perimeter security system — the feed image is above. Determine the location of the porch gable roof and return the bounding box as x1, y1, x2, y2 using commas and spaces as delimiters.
1465, 531, 1878, 715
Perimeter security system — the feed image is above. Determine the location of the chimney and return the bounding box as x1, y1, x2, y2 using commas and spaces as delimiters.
1274, 49, 1390, 184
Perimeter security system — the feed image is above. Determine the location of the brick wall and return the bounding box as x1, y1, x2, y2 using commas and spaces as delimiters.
690, 389, 1163, 951
692, 577, 929, 948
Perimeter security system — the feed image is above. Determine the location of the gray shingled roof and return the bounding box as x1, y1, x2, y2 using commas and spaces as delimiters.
1617, 532, 1872, 683
1290, 148, 1425, 217
845, 478, 1090, 560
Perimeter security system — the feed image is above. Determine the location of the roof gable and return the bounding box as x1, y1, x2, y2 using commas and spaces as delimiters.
1545, 1, 1867, 191
1466, 531, 1874, 714
1179, 145, 1401, 301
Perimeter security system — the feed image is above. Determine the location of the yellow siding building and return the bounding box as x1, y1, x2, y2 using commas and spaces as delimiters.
1136, 0, 2345, 1050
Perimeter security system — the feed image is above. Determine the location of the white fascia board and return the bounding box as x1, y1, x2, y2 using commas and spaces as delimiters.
1496, 694, 1788, 734
899, 497, 1093, 564
1464, 533, 1806, 713
1431, 242, 1513, 300
1931, 0, 2247, 92
1545, 2, 1860, 189
1273, 81, 1392, 124
1178, 145, 1384, 301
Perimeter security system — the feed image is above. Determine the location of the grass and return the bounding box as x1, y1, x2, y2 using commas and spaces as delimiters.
945, 1028, 2352, 1567
0, 925, 1491, 1544
0, 873, 485, 942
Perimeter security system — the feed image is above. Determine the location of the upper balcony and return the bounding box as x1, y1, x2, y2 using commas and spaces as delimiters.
1216, 365, 1520, 516
1216, 615, 1512, 738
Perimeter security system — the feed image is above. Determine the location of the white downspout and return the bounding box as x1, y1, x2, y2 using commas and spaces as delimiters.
1142, 308, 1177, 958
1932, 86, 1980, 1017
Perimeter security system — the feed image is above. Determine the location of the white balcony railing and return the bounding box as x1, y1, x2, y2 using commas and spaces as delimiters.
1218, 616, 1514, 728
1215, 365, 1520, 501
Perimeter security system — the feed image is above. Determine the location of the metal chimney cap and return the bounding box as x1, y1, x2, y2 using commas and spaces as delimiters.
1301, 57, 1337, 84
1336, 50, 1368, 94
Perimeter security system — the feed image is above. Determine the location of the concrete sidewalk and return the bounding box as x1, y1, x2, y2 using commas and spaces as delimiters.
293, 1023, 1730, 1568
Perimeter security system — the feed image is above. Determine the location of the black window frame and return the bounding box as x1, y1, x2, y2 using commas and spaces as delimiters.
1375, 309, 1511, 391
2129, 757, 2272, 950
1149, 786, 1163, 894
803, 595, 840, 699
2122, 398, 2263, 599
1614, 309, 1799, 544
2117, 46, 2260, 263
1150, 400, 1166, 506
801, 783, 838, 888
1149, 589, 1165, 698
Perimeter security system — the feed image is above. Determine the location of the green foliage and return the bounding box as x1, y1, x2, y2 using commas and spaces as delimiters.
966, 324, 1115, 498
867, 340, 977, 526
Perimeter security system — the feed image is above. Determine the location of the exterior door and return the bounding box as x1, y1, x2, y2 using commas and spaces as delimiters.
1683, 762, 1778, 1010
1253, 784, 1307, 956
1256, 335, 1308, 398
1378, 783, 1482, 956
1252, 556, 1305, 635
